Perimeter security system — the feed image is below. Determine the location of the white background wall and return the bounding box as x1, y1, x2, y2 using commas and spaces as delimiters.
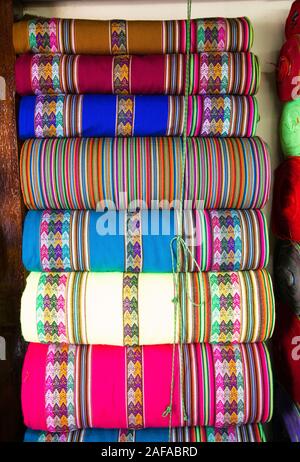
23, 0, 294, 270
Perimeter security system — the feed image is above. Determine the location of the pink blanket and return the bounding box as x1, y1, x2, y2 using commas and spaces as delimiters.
22, 343, 273, 432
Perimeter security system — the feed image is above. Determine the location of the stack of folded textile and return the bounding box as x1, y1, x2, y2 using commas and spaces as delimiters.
15, 14, 274, 443
272, 0, 300, 442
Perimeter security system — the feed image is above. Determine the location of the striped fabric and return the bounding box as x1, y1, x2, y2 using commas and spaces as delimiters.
13, 17, 253, 55
23, 209, 269, 272
21, 270, 275, 345
15, 52, 260, 96
21, 342, 273, 431
18, 94, 259, 139
24, 423, 266, 442
20, 137, 271, 210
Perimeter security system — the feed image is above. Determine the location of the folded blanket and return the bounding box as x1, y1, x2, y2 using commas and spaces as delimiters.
18, 95, 259, 139
20, 137, 271, 210
21, 270, 274, 345
273, 304, 300, 405
23, 209, 269, 272
277, 36, 300, 102
274, 241, 300, 315
280, 99, 300, 156
13, 17, 253, 55
24, 424, 266, 443
271, 157, 300, 241
22, 342, 273, 431
285, 1, 300, 39
15, 53, 260, 96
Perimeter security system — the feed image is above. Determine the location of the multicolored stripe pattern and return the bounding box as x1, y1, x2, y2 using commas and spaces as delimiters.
40, 343, 272, 430
21, 53, 260, 96
123, 273, 139, 346
28, 18, 75, 54
178, 343, 272, 428
110, 20, 128, 55
171, 423, 266, 442
23, 94, 258, 138
32, 209, 269, 272
25, 423, 266, 442
45, 343, 77, 432
36, 272, 90, 345
36, 272, 68, 343
32, 270, 274, 345
116, 95, 135, 136
177, 270, 274, 344
40, 210, 90, 272
125, 211, 143, 272
45, 344, 93, 432
113, 55, 131, 94
213, 345, 244, 426
34, 94, 83, 138
16, 17, 253, 54
196, 18, 253, 53
20, 137, 270, 210
180, 208, 269, 272
126, 346, 144, 428
118, 429, 135, 442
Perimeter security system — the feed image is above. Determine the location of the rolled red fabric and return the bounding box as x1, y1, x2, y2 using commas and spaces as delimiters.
277, 36, 300, 102
273, 303, 300, 405
21, 343, 273, 432
15, 52, 260, 96
285, 1, 300, 39
271, 157, 300, 241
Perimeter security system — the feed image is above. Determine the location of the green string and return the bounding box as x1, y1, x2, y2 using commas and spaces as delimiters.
162, 0, 203, 442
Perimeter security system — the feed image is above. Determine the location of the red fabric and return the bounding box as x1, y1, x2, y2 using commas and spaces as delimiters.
277, 36, 300, 102
15, 53, 32, 95
78, 56, 113, 94
273, 303, 300, 404
131, 55, 165, 93
286, 1, 300, 39
14, 54, 167, 95
271, 157, 300, 241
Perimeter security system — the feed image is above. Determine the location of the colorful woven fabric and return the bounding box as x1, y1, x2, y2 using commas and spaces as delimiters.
18, 94, 259, 139
22, 342, 273, 431
45, 344, 77, 432
23, 209, 269, 272
15, 53, 260, 96
13, 17, 253, 55
20, 137, 271, 210
21, 270, 275, 345
271, 157, 300, 241
24, 423, 267, 442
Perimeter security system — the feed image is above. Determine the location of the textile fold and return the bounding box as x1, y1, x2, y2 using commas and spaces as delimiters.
13, 17, 253, 55
20, 137, 271, 210
24, 424, 266, 442
18, 94, 259, 139
21, 342, 273, 431
23, 209, 269, 272
15, 53, 260, 96
21, 270, 275, 345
